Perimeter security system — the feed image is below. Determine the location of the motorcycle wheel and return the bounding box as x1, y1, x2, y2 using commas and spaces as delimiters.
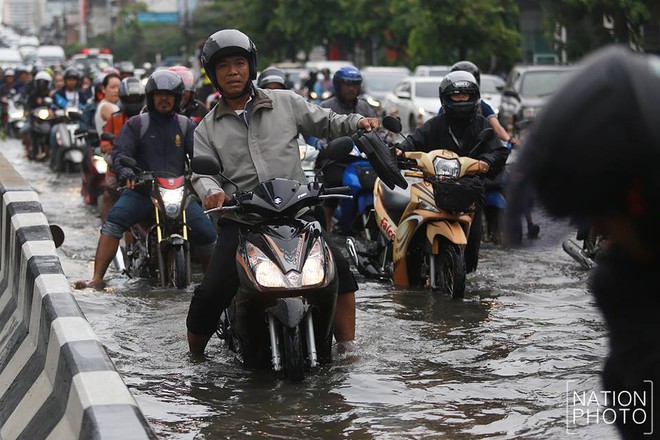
484, 206, 504, 245
281, 325, 305, 382
168, 246, 190, 289
432, 244, 466, 299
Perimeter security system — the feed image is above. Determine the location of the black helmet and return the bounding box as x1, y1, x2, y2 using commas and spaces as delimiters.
439, 71, 481, 119
257, 67, 286, 89
144, 70, 184, 113
450, 60, 480, 86
511, 45, 660, 223
119, 76, 146, 117
64, 67, 82, 81
200, 29, 258, 91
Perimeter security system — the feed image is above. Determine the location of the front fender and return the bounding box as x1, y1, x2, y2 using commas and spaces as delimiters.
426, 221, 468, 247
267, 297, 309, 329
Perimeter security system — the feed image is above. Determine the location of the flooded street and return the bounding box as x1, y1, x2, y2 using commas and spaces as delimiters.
3, 137, 616, 439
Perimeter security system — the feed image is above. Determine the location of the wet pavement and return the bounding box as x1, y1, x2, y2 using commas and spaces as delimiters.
2, 138, 616, 439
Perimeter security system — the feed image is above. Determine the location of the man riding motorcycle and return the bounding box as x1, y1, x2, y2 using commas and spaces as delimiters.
186, 29, 381, 356
399, 71, 509, 273
315, 66, 378, 232
75, 70, 217, 289
168, 65, 208, 125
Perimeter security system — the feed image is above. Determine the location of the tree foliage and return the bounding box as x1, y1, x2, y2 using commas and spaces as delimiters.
540, 0, 656, 59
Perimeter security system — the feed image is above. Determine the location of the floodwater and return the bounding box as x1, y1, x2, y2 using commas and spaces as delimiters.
2, 138, 617, 439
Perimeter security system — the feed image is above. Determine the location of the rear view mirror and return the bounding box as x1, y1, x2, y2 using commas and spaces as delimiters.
100, 132, 114, 142
325, 137, 354, 160
191, 156, 222, 175
396, 91, 411, 99
478, 128, 495, 143
119, 157, 139, 172
383, 115, 402, 134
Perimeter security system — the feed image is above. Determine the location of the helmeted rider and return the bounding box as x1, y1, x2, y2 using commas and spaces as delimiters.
186, 28, 381, 356
74, 70, 217, 289
97, 76, 147, 220
315, 65, 378, 233
168, 65, 208, 124
446, 60, 540, 239
22, 70, 54, 160
53, 67, 88, 110
399, 70, 509, 273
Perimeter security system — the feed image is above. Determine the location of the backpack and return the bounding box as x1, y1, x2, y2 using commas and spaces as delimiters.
137, 112, 189, 140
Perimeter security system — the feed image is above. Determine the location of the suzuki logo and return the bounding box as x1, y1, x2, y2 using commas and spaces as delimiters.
274, 197, 282, 205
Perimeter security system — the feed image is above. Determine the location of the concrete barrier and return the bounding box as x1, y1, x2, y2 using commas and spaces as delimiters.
0, 154, 156, 439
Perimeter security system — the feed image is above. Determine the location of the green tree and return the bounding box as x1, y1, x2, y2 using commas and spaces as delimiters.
540, 0, 656, 60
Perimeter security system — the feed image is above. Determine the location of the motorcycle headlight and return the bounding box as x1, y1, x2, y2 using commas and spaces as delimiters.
247, 242, 287, 288
301, 240, 325, 286
366, 96, 380, 108
433, 157, 460, 179
522, 107, 537, 120
158, 187, 184, 218
36, 108, 50, 120
92, 155, 108, 174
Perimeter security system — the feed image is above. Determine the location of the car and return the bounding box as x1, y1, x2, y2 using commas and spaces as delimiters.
497, 65, 575, 134
382, 76, 444, 134
35, 45, 66, 68
0, 48, 23, 68
360, 66, 411, 115
413, 65, 452, 77
479, 73, 505, 116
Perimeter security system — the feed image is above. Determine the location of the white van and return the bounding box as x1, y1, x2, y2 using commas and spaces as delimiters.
35, 45, 66, 68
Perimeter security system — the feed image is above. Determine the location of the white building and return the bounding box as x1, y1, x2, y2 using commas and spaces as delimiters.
2, 0, 46, 34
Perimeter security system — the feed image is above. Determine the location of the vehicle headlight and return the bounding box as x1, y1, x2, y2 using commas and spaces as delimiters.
433, 157, 460, 178
36, 108, 50, 120
366, 96, 380, 108
159, 187, 184, 218
247, 242, 287, 288
301, 239, 325, 286
92, 155, 108, 174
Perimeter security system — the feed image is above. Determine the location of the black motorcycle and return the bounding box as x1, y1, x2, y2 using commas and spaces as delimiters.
190, 140, 354, 381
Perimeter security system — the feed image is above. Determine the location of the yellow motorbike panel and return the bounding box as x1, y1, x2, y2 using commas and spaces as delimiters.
426, 221, 468, 250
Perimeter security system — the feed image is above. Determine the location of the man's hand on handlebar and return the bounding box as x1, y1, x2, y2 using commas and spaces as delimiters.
204, 189, 231, 210
358, 117, 381, 132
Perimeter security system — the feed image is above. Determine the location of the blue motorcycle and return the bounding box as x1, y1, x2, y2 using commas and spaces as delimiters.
482, 141, 512, 244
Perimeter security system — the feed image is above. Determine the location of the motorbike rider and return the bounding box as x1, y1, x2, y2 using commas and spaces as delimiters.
446, 61, 540, 240
74, 70, 218, 289
98, 76, 146, 221
94, 72, 121, 135
314, 65, 378, 233
508, 45, 660, 440
21, 70, 54, 160
186, 28, 381, 356
399, 70, 509, 273
49, 67, 89, 170
0, 69, 16, 98
168, 65, 208, 125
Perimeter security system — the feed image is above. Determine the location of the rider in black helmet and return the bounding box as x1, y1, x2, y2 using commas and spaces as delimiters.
75, 70, 217, 289
508, 44, 660, 440
400, 70, 509, 273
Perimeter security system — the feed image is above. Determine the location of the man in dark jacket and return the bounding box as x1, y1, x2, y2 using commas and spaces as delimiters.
75, 70, 217, 289
400, 70, 509, 273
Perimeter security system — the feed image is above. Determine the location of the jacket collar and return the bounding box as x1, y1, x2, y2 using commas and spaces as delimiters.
213, 85, 273, 120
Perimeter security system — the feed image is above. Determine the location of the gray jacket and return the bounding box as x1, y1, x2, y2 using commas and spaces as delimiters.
192, 88, 364, 197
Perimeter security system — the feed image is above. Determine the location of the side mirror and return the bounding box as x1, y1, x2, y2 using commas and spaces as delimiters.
503, 89, 520, 100
119, 157, 140, 172
191, 156, 222, 175
383, 115, 402, 134
396, 91, 411, 100
478, 128, 495, 143
67, 110, 82, 121
325, 137, 354, 160
100, 132, 114, 142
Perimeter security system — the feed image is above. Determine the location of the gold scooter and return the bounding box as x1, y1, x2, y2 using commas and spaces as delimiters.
372, 145, 490, 298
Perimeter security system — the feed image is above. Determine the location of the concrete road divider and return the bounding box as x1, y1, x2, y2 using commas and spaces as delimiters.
0, 154, 156, 439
